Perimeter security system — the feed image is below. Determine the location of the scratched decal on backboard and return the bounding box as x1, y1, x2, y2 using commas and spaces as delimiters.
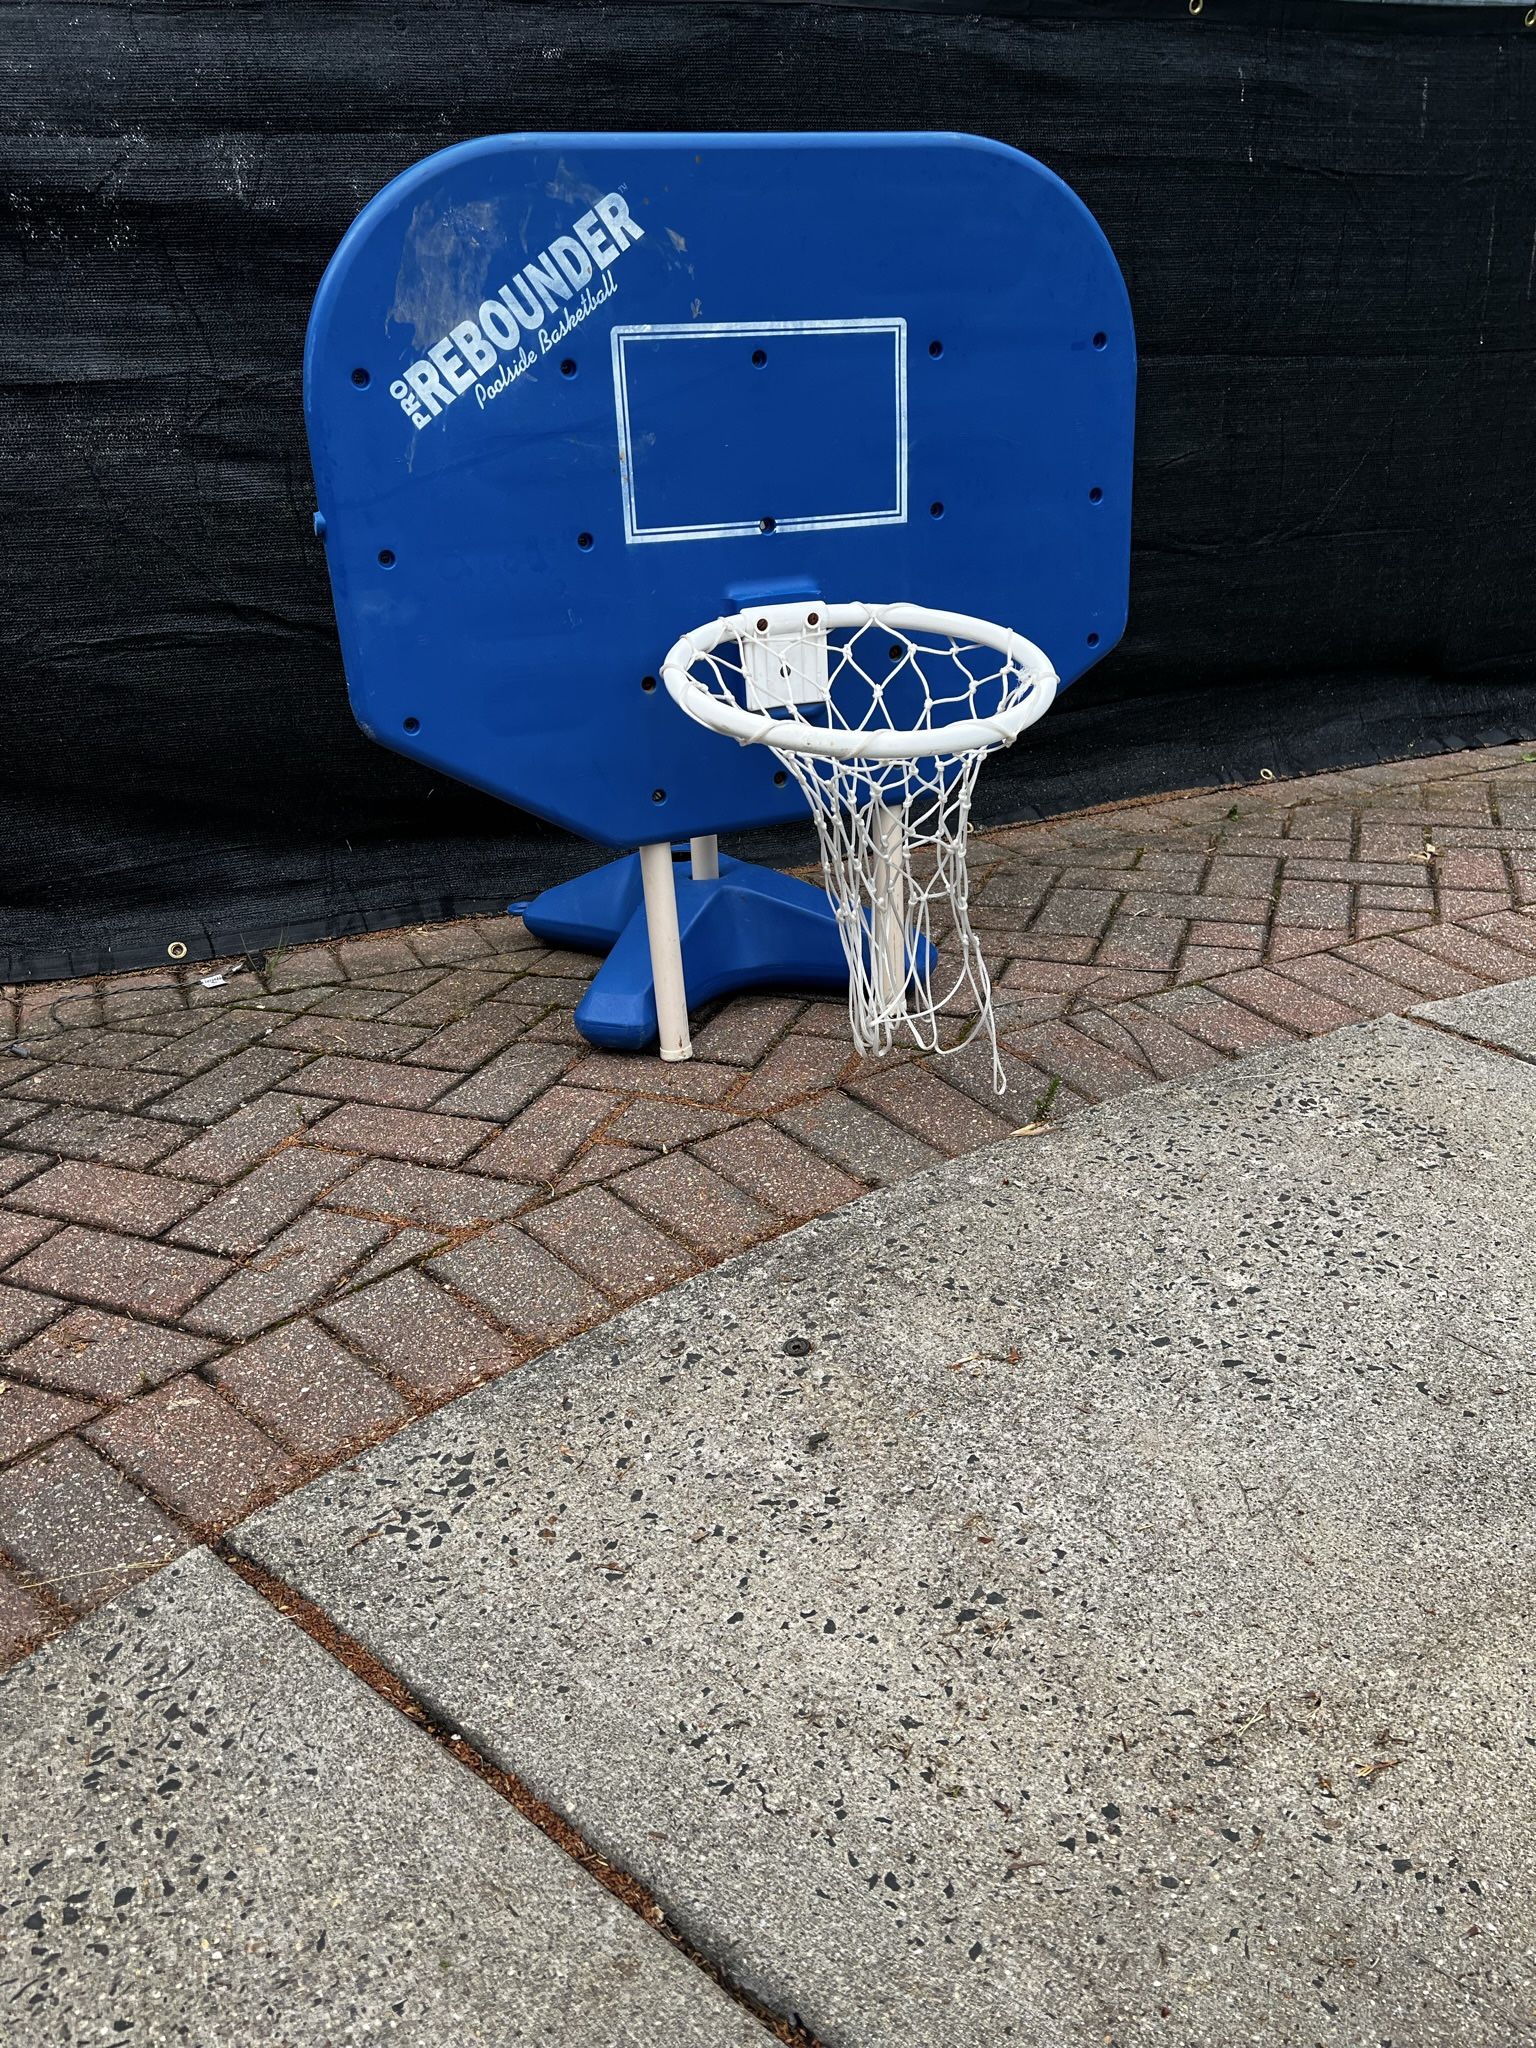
390, 192, 644, 430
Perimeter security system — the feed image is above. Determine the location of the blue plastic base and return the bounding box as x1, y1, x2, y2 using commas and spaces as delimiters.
521, 849, 853, 1054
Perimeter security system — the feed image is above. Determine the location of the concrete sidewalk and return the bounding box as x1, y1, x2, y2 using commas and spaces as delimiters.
4, 985, 1534, 2045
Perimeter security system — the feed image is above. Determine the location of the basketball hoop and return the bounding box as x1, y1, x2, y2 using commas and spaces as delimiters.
663, 601, 1058, 1088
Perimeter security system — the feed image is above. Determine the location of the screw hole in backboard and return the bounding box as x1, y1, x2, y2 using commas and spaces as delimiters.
759, 516, 776, 533
930, 501, 945, 519
641, 675, 658, 693
751, 348, 767, 367
351, 367, 371, 387
1092, 332, 1108, 349
652, 788, 667, 803
377, 549, 395, 567
560, 358, 577, 377
403, 716, 420, 733
1089, 486, 1104, 503
774, 770, 788, 786
577, 531, 594, 550
928, 339, 944, 358
1087, 631, 1101, 647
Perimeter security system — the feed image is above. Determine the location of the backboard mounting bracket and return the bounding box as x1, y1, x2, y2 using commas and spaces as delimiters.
739, 603, 831, 712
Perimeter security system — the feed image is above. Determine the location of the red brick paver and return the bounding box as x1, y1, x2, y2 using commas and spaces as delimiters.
9, 1160, 205, 1235
425, 1224, 607, 1344
309, 1102, 498, 1166
0, 1438, 188, 1613
0, 1383, 98, 1466
0, 1570, 52, 1661
523, 1186, 699, 1303
183, 1213, 389, 1340
0, 1213, 57, 1265
83, 1378, 299, 1528
614, 1154, 780, 1261
8, 1227, 229, 1319
322, 1158, 533, 1229
5, 739, 1536, 1667
692, 1124, 866, 1219
170, 1148, 354, 1256
6, 1308, 219, 1402
469, 1085, 619, 1182
205, 1320, 410, 1457
319, 1268, 521, 1401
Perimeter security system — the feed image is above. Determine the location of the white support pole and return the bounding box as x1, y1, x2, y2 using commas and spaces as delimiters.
689, 834, 720, 881
639, 840, 692, 1062
871, 798, 907, 1017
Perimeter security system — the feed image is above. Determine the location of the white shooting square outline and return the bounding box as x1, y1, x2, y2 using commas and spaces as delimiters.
611, 317, 909, 545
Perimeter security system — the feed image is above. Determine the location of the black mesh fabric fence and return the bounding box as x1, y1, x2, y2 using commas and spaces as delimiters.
3, 0, 1533, 982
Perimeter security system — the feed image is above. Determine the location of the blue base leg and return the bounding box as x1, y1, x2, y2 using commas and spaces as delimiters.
521, 849, 851, 1054
517, 853, 648, 952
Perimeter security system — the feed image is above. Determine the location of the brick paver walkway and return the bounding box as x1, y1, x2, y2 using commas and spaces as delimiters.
4, 742, 1536, 1665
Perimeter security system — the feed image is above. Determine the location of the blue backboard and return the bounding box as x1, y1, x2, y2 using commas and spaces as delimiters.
305, 132, 1135, 849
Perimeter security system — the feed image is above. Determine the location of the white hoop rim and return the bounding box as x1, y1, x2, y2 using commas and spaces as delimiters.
661, 600, 1060, 762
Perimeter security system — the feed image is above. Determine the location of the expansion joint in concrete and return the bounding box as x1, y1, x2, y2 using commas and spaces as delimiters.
212, 1538, 826, 2048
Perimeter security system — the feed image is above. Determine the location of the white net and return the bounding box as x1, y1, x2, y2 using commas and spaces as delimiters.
662, 601, 1058, 1090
